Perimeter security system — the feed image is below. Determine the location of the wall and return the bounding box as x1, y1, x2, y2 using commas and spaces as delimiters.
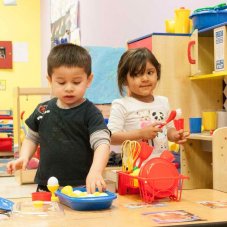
0, 0, 41, 112
41, 0, 222, 87
40, 0, 51, 87
79, 0, 222, 47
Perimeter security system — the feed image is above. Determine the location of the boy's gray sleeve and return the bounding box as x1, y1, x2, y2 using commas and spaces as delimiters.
25, 128, 40, 144
90, 129, 110, 150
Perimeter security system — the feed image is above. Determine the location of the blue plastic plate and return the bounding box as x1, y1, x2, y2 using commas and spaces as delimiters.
0, 197, 14, 211
55, 187, 117, 211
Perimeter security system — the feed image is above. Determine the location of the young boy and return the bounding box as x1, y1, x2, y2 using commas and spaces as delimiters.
7, 44, 111, 194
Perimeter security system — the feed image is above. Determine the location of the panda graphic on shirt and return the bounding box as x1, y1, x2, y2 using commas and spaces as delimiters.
137, 110, 168, 157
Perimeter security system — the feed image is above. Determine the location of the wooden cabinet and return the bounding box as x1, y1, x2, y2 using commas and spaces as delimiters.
182, 24, 227, 191
127, 30, 226, 191
127, 34, 152, 50
187, 24, 227, 78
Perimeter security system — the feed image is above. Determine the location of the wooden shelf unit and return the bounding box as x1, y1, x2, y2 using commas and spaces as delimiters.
182, 25, 227, 191
182, 127, 227, 192
127, 30, 226, 192
0, 151, 14, 157
188, 133, 212, 141
14, 87, 51, 184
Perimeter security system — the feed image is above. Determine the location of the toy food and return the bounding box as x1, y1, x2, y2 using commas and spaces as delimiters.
61, 187, 108, 198
47, 176, 59, 186
47, 176, 59, 202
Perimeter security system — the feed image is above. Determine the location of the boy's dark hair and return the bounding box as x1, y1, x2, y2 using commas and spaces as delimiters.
117, 48, 161, 95
47, 43, 91, 77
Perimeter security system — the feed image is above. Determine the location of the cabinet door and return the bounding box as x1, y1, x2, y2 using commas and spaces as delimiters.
214, 26, 227, 72
187, 29, 199, 75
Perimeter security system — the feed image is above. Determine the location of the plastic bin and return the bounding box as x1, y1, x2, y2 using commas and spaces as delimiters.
118, 171, 188, 203
0, 138, 13, 151
190, 3, 227, 30
55, 187, 117, 211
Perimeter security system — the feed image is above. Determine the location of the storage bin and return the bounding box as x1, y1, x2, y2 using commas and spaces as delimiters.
55, 187, 117, 211
190, 3, 227, 30
0, 138, 13, 151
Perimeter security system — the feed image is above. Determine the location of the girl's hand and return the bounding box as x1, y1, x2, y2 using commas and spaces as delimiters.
171, 129, 190, 144
86, 171, 106, 194
6, 157, 29, 175
140, 122, 163, 140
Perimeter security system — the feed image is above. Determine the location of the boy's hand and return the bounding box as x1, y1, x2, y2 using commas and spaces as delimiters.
6, 157, 28, 175
86, 170, 106, 194
171, 129, 190, 144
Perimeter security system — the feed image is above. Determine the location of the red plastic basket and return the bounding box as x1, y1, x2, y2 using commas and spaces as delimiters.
118, 171, 188, 203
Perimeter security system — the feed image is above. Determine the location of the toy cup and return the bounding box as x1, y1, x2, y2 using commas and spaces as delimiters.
47, 176, 60, 202
47, 185, 59, 202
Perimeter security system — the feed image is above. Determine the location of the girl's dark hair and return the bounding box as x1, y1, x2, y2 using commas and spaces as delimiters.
47, 43, 91, 77
117, 48, 161, 95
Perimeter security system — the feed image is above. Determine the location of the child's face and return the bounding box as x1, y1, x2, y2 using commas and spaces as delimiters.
126, 61, 158, 102
47, 66, 93, 108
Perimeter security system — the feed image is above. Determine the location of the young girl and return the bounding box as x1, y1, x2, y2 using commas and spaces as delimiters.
108, 48, 189, 158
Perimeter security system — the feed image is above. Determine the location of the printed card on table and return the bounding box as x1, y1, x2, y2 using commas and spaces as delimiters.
142, 210, 203, 224
198, 201, 227, 209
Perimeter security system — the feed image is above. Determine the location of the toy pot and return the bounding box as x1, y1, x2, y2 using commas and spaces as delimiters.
174, 7, 191, 33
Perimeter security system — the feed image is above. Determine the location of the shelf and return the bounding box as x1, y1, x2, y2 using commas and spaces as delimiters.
189, 71, 227, 80
16, 87, 50, 95
0, 151, 14, 157
188, 133, 212, 141
198, 22, 227, 37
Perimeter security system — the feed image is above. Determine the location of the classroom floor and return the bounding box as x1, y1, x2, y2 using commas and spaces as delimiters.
0, 176, 36, 199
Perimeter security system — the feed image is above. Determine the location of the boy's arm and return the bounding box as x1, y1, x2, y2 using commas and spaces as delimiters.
20, 138, 38, 162
86, 143, 110, 194
7, 138, 38, 174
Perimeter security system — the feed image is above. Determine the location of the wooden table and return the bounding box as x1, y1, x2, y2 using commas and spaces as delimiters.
2, 189, 227, 226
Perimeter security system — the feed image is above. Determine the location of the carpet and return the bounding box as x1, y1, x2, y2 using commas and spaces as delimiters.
0, 158, 14, 176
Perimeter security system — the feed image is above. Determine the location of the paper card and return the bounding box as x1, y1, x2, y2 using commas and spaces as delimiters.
142, 210, 203, 224
125, 202, 166, 209
198, 201, 227, 209
0, 80, 6, 91
3, 0, 17, 6
13, 42, 28, 62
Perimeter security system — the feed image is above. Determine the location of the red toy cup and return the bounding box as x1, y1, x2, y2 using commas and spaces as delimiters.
174, 118, 184, 130
32, 192, 51, 201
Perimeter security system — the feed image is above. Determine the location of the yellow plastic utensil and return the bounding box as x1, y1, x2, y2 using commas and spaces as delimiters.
121, 140, 141, 173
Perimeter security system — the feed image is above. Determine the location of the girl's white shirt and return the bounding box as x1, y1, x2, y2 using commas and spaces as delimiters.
108, 96, 174, 158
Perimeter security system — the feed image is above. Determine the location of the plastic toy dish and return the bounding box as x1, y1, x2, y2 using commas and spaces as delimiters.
11, 201, 64, 220
139, 158, 179, 198
55, 187, 117, 211
32, 192, 51, 201
0, 197, 14, 211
